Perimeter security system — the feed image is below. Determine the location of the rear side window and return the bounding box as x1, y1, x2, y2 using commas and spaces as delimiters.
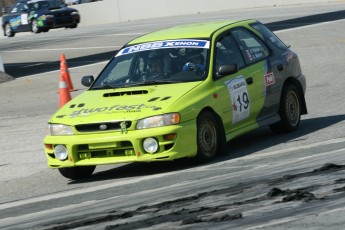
231, 28, 270, 64
251, 23, 288, 50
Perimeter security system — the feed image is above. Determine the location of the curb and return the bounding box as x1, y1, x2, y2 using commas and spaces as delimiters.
0, 53, 4, 72
0, 71, 14, 84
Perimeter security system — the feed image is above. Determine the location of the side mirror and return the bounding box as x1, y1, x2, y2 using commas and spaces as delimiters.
81, 75, 94, 87
216, 64, 238, 78
2, 7, 8, 14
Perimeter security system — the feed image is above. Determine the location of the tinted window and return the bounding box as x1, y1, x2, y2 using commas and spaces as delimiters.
215, 34, 245, 73
91, 40, 210, 89
231, 28, 269, 64
11, 3, 27, 13
251, 23, 288, 50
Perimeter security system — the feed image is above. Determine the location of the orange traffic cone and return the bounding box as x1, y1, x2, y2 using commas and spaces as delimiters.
59, 73, 72, 108
60, 53, 75, 91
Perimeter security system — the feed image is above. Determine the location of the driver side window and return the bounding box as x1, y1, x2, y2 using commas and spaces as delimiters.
214, 34, 245, 73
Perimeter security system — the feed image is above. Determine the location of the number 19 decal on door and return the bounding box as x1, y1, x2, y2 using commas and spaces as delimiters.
225, 75, 250, 124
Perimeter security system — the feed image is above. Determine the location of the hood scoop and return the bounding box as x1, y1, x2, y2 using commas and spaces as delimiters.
148, 96, 172, 102
103, 90, 149, 97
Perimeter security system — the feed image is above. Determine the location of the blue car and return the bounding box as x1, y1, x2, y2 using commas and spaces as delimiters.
2, 0, 80, 37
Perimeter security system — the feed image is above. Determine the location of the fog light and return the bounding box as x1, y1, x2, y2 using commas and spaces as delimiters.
54, 145, 68, 161
143, 138, 158, 153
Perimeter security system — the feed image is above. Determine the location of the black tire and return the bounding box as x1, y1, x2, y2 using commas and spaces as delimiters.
69, 24, 78, 29
42, 28, 49, 33
4, 23, 15, 37
195, 111, 219, 162
58, 166, 96, 180
31, 19, 41, 33
270, 84, 301, 133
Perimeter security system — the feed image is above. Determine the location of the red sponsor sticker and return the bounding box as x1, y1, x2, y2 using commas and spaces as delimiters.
246, 50, 253, 61
264, 72, 275, 86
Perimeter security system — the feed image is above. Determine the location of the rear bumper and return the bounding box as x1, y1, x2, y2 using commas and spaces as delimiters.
40, 14, 80, 29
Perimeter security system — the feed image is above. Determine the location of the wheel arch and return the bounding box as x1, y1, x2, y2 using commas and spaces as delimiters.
30, 18, 41, 33
3, 21, 15, 37
282, 77, 308, 115
197, 106, 229, 154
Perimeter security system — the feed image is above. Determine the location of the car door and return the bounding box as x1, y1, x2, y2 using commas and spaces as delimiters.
212, 29, 269, 134
7, 2, 30, 32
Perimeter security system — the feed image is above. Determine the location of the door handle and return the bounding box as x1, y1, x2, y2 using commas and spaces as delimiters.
277, 64, 284, 71
246, 77, 253, 85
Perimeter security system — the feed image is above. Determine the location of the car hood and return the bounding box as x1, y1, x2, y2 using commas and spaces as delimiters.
49, 82, 202, 126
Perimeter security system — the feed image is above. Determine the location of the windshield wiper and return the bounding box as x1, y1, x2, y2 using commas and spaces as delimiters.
92, 80, 181, 90
92, 84, 118, 90
122, 80, 182, 87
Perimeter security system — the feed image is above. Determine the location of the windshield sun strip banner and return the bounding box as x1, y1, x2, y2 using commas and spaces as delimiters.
116, 39, 210, 57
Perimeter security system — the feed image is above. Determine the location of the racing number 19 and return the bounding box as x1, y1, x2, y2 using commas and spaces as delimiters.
237, 92, 249, 111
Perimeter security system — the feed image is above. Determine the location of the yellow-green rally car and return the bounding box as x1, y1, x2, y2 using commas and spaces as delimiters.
44, 19, 307, 180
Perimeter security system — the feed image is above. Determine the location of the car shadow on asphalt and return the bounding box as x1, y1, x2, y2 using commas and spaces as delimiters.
68, 114, 345, 184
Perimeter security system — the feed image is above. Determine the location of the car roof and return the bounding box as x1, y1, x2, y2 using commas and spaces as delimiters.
127, 19, 257, 45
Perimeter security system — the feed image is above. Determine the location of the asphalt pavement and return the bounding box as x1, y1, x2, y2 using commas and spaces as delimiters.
1, 2, 345, 229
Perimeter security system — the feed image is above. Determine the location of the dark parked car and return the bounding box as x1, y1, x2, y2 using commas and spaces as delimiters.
2, 0, 80, 37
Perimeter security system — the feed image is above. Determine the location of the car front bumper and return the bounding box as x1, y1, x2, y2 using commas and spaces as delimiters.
44, 119, 197, 168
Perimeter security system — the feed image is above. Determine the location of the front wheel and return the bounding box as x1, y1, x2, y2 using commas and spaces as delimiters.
31, 19, 41, 33
270, 84, 301, 133
195, 111, 219, 163
69, 24, 78, 29
4, 23, 15, 37
58, 166, 96, 180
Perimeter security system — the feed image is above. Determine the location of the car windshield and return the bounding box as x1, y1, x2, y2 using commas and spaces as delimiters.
28, 0, 65, 10
91, 39, 210, 89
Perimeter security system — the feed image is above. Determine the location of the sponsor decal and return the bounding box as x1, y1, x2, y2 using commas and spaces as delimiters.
287, 51, 296, 63
69, 104, 161, 118
225, 76, 250, 124
9, 16, 21, 29
21, 14, 29, 25
245, 50, 253, 61
264, 72, 275, 86
117, 39, 210, 56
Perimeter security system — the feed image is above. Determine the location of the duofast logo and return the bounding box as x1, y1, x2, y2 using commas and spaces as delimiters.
69, 104, 162, 117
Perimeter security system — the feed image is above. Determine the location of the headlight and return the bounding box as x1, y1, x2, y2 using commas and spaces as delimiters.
136, 113, 180, 130
48, 124, 74, 136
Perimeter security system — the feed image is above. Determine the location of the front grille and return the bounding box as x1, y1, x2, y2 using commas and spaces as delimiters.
75, 121, 132, 133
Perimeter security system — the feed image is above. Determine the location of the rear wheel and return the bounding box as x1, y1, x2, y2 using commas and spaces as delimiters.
195, 111, 219, 163
31, 19, 41, 33
270, 84, 301, 133
4, 23, 15, 37
58, 166, 96, 180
